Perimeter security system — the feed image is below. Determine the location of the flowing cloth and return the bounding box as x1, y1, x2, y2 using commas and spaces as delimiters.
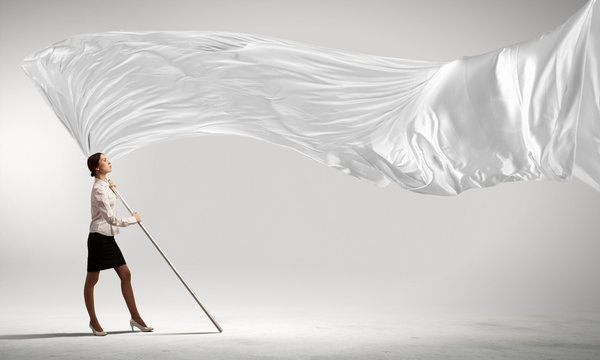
21, 0, 600, 195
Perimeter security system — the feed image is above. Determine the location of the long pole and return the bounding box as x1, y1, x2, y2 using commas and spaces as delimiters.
109, 182, 223, 333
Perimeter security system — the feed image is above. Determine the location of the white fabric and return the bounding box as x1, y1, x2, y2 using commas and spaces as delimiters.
21, 0, 600, 195
90, 178, 137, 236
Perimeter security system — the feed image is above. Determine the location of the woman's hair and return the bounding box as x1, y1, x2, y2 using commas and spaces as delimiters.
87, 152, 103, 177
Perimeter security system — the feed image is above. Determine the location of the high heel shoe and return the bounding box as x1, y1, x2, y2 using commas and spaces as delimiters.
130, 318, 153, 332
89, 322, 107, 336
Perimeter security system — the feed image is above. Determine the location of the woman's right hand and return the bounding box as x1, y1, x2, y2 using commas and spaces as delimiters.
133, 211, 141, 222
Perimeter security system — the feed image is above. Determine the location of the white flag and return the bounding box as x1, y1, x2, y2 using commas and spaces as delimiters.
21, 0, 600, 196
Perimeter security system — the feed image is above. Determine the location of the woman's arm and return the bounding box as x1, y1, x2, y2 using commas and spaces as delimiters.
93, 187, 137, 227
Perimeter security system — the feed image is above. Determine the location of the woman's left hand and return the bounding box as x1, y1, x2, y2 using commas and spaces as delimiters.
108, 179, 117, 189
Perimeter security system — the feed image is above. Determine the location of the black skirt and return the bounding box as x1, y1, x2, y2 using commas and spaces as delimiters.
87, 232, 126, 272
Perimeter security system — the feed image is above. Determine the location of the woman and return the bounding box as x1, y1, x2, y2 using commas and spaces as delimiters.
85, 152, 153, 336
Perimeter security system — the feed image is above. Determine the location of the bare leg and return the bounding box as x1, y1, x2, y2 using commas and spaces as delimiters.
84, 271, 103, 332
114, 264, 147, 326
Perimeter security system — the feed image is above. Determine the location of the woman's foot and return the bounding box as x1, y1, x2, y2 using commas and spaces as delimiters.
131, 316, 147, 327
90, 320, 104, 333
130, 317, 153, 332
89, 321, 106, 336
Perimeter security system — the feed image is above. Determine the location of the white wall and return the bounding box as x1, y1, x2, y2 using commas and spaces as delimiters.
1, 0, 598, 324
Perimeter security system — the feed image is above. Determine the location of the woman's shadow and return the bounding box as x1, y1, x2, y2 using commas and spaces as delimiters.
0, 330, 218, 339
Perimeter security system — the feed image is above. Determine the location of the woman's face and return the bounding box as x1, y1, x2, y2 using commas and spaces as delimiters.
96, 154, 112, 175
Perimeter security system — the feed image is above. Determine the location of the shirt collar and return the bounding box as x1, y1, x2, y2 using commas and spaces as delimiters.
94, 177, 110, 188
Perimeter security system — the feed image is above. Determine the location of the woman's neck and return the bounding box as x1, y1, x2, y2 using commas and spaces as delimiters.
95, 174, 107, 181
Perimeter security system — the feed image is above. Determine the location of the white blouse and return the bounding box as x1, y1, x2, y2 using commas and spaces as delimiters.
89, 177, 137, 236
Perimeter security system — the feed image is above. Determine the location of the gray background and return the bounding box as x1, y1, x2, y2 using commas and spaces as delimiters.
1, 0, 599, 333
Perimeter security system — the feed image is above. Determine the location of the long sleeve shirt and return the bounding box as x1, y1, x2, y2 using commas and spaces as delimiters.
89, 177, 137, 236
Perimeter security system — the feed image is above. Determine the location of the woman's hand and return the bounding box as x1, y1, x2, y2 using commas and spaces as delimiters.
133, 211, 141, 222
108, 179, 117, 189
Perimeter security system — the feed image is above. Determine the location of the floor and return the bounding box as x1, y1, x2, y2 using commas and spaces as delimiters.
1, 310, 599, 359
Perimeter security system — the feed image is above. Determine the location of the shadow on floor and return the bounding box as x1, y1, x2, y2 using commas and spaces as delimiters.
0, 331, 220, 340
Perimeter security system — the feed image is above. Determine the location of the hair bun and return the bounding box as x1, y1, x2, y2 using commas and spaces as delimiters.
87, 152, 103, 178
